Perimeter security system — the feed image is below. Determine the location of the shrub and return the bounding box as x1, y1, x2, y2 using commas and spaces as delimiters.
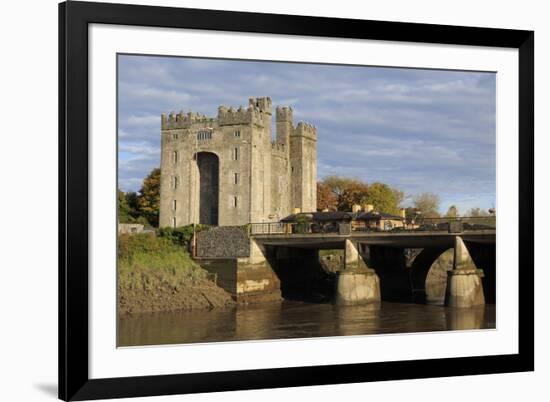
157, 224, 210, 248
294, 214, 311, 234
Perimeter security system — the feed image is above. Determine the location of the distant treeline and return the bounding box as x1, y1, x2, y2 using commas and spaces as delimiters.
317, 175, 493, 219
118, 168, 492, 228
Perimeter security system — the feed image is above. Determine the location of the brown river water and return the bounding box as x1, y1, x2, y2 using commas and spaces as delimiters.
118, 301, 495, 347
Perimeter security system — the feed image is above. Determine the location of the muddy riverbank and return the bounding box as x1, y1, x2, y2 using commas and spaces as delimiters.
118, 277, 235, 314
117, 233, 235, 315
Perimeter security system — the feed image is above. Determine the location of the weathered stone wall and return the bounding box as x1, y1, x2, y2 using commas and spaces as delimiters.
235, 260, 282, 303
271, 151, 291, 220
290, 122, 317, 213
118, 223, 144, 234
197, 256, 282, 303
195, 226, 250, 258
198, 259, 238, 297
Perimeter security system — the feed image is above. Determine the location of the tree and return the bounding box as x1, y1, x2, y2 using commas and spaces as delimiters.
445, 205, 459, 218
137, 168, 161, 227
466, 207, 490, 217
118, 189, 132, 223
413, 192, 441, 218
364, 182, 403, 215
337, 181, 369, 211
316, 182, 337, 211
404, 206, 417, 220
322, 175, 363, 198
125, 191, 140, 219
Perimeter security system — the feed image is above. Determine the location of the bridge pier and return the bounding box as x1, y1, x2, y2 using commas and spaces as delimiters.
234, 239, 282, 303
336, 240, 381, 306
445, 236, 485, 308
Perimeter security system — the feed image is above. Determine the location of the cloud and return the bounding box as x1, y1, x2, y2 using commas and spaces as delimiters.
125, 114, 160, 126
118, 54, 496, 212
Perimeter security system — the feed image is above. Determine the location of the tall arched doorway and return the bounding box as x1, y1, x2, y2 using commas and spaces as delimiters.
197, 152, 219, 225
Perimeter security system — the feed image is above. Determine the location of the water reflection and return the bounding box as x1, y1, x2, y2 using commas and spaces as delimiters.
118, 301, 496, 347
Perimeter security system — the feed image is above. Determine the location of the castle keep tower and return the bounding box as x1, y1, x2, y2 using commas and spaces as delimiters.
159, 97, 317, 228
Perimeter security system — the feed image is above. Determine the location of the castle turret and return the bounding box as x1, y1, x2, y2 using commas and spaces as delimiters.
290, 122, 317, 213
249, 97, 272, 115
249, 97, 272, 135
276, 106, 293, 147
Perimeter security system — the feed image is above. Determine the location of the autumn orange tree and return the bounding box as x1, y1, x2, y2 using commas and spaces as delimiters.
317, 176, 404, 214
337, 181, 370, 211
322, 175, 363, 199
316, 182, 337, 211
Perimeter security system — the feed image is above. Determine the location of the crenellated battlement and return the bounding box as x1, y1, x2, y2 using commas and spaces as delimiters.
276, 106, 293, 122
249, 97, 272, 115
217, 105, 264, 126
162, 96, 272, 129
293, 121, 317, 140
161, 111, 215, 130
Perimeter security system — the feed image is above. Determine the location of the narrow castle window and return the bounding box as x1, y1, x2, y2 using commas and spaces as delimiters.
233, 196, 238, 208
173, 176, 178, 189
172, 217, 176, 228
234, 130, 240, 138
172, 133, 178, 140
234, 173, 239, 184
232, 147, 239, 161
172, 200, 177, 210
197, 131, 212, 140
173, 151, 178, 164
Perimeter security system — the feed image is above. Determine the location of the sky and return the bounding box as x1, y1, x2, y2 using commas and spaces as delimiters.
118, 54, 496, 214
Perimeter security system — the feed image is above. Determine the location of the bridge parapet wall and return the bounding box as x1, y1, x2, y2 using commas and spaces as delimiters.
195, 226, 250, 259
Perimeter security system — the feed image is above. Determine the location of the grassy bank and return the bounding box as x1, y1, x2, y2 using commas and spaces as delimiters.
118, 233, 234, 314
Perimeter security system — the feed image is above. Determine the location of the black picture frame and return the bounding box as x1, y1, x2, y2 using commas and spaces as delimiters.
59, 1, 534, 400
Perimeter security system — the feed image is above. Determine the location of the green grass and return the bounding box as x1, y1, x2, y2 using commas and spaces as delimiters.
118, 233, 207, 292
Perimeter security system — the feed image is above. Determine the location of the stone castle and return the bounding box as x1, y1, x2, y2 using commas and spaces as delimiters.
159, 97, 317, 227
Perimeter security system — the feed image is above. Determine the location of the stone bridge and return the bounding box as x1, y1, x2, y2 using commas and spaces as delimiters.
195, 226, 495, 308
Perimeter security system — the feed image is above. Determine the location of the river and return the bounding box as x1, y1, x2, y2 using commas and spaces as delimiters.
118, 301, 495, 347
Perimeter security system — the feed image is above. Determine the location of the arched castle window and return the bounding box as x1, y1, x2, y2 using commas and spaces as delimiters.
172, 176, 178, 189
172, 151, 178, 164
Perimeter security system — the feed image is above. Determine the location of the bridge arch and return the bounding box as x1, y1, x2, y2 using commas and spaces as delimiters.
409, 241, 496, 305
410, 247, 451, 305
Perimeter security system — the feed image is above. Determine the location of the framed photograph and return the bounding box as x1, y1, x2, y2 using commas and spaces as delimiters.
59, 1, 534, 400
